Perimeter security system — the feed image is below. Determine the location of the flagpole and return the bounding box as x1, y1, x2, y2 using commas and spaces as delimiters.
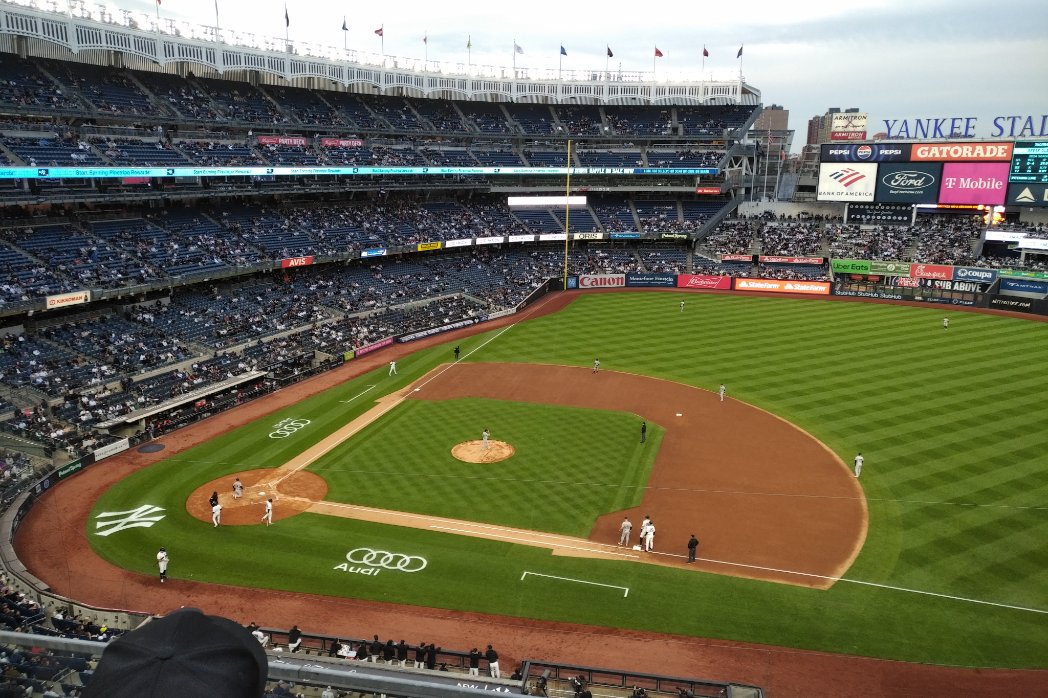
513, 38, 516, 74
381, 25, 385, 64
214, 0, 220, 31
154, 0, 159, 26
343, 17, 347, 51
558, 50, 562, 81
562, 139, 572, 291
605, 48, 608, 78
467, 36, 472, 72
424, 30, 428, 67
284, 3, 288, 51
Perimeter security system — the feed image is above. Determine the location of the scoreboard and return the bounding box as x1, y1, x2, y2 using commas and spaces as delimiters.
1010, 141, 1048, 183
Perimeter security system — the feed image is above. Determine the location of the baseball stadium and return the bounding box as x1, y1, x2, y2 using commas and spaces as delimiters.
0, 3, 1045, 697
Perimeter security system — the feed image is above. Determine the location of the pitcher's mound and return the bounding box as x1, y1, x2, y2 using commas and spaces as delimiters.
452, 440, 515, 463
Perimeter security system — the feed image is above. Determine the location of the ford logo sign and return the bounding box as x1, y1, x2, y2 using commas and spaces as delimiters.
882, 170, 935, 190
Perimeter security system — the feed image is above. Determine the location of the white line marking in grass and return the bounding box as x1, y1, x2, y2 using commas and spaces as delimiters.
660, 553, 1048, 615
521, 571, 630, 598
338, 384, 377, 403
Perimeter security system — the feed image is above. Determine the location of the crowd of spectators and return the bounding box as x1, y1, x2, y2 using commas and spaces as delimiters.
758, 222, 824, 256
827, 223, 912, 260
701, 220, 757, 256
911, 217, 982, 265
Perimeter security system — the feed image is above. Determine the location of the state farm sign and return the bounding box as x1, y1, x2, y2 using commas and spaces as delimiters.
577, 274, 626, 288
734, 278, 831, 295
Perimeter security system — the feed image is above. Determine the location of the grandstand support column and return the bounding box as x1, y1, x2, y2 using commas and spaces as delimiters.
563, 139, 573, 290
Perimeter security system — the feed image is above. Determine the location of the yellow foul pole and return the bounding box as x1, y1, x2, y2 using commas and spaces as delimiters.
562, 139, 573, 289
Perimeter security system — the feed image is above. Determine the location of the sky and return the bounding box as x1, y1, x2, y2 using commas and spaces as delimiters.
111, 0, 1048, 149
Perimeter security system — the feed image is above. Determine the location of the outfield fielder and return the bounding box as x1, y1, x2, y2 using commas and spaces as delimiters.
389, 360, 398, 375
680, 300, 685, 312
262, 498, 273, 526
156, 547, 169, 583
943, 316, 949, 331
854, 452, 864, 478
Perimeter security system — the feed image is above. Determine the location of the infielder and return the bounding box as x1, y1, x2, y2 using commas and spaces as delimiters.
592, 358, 600, 373
211, 503, 222, 527
618, 516, 632, 546
262, 498, 273, 526
854, 452, 864, 478
232, 478, 243, 500
719, 383, 726, 402
482, 428, 490, 450
156, 547, 169, 583
389, 360, 398, 375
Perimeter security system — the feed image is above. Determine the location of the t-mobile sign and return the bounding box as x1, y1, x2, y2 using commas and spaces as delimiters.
938, 162, 1008, 205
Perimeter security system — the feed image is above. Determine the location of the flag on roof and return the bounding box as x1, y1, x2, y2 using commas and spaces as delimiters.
737, 45, 743, 58
375, 27, 384, 37
703, 46, 709, 57
654, 47, 663, 58
467, 36, 472, 49
284, 5, 289, 27
514, 42, 524, 54
607, 46, 613, 58
341, 18, 347, 32
560, 45, 567, 56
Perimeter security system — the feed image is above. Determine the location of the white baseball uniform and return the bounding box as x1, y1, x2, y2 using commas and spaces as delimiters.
719, 384, 726, 402
389, 360, 397, 375
854, 454, 864, 477
212, 503, 222, 527
233, 479, 243, 499
262, 499, 273, 525
156, 549, 169, 582
618, 518, 632, 546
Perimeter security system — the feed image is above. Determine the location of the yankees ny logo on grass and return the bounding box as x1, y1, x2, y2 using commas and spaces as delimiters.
334, 547, 428, 576
95, 504, 166, 537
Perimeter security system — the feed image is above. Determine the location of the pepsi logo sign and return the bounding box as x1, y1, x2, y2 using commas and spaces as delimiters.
855, 145, 873, 160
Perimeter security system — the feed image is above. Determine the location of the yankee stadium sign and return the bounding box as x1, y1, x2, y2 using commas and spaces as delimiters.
882, 114, 1048, 139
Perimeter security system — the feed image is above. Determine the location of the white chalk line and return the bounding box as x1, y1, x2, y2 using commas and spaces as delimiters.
646, 550, 1048, 615
338, 384, 376, 403
430, 525, 640, 560
521, 571, 630, 598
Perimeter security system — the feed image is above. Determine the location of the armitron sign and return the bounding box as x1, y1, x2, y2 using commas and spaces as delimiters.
577, 274, 626, 288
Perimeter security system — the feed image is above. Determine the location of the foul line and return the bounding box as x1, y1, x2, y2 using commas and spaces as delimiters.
645, 551, 1048, 615
521, 571, 630, 598
339, 384, 376, 403
429, 525, 640, 560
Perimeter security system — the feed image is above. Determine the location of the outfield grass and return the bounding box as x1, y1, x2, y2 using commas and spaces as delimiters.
88, 292, 1048, 668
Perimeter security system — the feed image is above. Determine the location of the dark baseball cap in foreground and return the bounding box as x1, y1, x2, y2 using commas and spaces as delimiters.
83, 607, 268, 698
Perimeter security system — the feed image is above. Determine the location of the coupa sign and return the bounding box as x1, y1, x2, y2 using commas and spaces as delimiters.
952, 267, 997, 284
577, 274, 625, 288
334, 547, 428, 576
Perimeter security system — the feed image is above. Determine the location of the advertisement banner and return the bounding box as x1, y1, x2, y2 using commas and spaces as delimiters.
280, 255, 314, 268
508, 234, 536, 243
834, 287, 905, 301
485, 308, 517, 321
577, 274, 626, 288
1018, 238, 1048, 251
999, 269, 1048, 279
759, 256, 824, 264
398, 318, 476, 343
342, 351, 355, 362
874, 163, 942, 203
721, 254, 754, 262
444, 238, 473, 248
625, 273, 677, 287
952, 267, 998, 284
417, 241, 443, 252
1001, 278, 1048, 294
93, 438, 130, 462
1006, 182, 1048, 207
538, 233, 568, 241
360, 248, 387, 258
845, 202, 912, 225
817, 162, 878, 201
573, 232, 604, 240
319, 138, 364, 147
735, 278, 831, 295
609, 232, 641, 239
676, 274, 732, 290
659, 232, 690, 240
831, 259, 872, 274
565, 276, 578, 289
820, 143, 910, 162
910, 263, 954, 280
918, 278, 989, 292
475, 236, 504, 245
869, 260, 912, 276
830, 130, 868, 141
354, 337, 394, 356
695, 186, 722, 194
988, 295, 1036, 312
257, 135, 308, 146
45, 290, 91, 310
911, 142, 1014, 162
939, 162, 1009, 205
830, 112, 868, 139
56, 459, 84, 480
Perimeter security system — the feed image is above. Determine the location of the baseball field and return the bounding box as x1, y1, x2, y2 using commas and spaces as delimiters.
83, 291, 1048, 668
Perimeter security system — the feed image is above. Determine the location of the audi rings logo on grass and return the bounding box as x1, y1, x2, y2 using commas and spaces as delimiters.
268, 418, 311, 439
334, 548, 428, 576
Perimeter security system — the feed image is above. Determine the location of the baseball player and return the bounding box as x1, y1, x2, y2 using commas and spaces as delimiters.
233, 478, 243, 500
943, 316, 949, 331
618, 516, 632, 546
211, 503, 222, 527
482, 428, 490, 450
389, 360, 398, 375
592, 358, 600, 373
262, 498, 273, 526
644, 520, 656, 552
680, 300, 685, 312
854, 452, 864, 478
719, 383, 726, 402
156, 547, 169, 583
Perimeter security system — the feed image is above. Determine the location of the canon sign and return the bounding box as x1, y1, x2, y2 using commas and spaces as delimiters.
577, 274, 626, 288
